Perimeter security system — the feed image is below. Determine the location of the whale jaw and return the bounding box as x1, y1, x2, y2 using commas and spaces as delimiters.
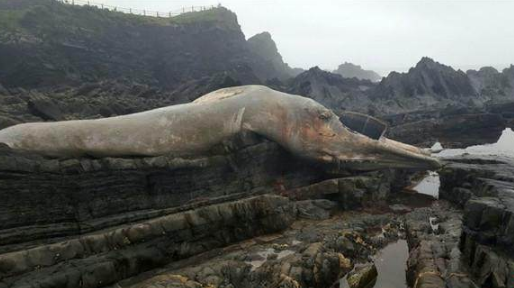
316, 134, 441, 172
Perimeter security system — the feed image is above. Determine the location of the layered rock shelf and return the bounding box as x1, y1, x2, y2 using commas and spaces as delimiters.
439, 156, 514, 287
0, 136, 406, 287
0, 139, 324, 248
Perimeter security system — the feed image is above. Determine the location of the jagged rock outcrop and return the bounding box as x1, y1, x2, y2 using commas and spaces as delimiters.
467, 66, 514, 100
247, 32, 300, 81
372, 57, 480, 115
285, 67, 376, 115
333, 62, 382, 82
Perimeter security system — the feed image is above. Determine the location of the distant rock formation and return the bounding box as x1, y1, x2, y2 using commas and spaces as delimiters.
467, 66, 514, 100
285, 67, 376, 115
247, 32, 301, 81
333, 62, 382, 82
371, 57, 481, 114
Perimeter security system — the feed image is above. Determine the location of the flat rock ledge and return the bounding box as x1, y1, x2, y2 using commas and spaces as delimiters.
0, 141, 322, 248
0, 195, 295, 288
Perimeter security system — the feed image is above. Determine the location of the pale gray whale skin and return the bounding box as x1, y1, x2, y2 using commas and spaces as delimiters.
0, 85, 440, 171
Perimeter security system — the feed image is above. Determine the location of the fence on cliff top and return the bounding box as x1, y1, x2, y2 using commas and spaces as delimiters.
54, 0, 220, 18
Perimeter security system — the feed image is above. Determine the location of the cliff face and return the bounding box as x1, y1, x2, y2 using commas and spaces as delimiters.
333, 62, 382, 82
0, 0, 299, 125
247, 32, 300, 81
0, 0, 284, 89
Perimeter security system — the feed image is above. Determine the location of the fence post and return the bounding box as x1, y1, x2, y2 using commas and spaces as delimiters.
129, 8, 132, 14
143, 10, 146, 16
101, 4, 104, 9
157, 11, 159, 17
168, 12, 171, 17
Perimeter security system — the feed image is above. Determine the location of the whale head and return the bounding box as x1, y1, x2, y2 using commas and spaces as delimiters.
286, 98, 441, 172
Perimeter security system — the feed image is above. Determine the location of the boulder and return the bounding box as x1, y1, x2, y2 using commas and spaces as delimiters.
346, 263, 377, 288
295, 199, 337, 220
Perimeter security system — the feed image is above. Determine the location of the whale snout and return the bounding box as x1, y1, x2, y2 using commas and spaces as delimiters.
316, 130, 442, 172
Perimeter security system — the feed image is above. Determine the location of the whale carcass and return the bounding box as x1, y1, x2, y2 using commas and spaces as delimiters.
0, 85, 440, 171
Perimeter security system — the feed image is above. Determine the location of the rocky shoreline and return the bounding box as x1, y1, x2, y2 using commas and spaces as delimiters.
0, 135, 408, 288
4, 139, 514, 288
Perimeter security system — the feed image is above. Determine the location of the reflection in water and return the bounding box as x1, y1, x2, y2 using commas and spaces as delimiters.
372, 240, 409, 288
437, 128, 514, 158
416, 128, 514, 199
412, 171, 440, 199
339, 240, 410, 288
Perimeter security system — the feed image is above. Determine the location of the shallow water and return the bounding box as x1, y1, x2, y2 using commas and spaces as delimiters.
412, 171, 440, 199
437, 128, 514, 158
339, 240, 409, 288
372, 240, 409, 288
412, 128, 514, 199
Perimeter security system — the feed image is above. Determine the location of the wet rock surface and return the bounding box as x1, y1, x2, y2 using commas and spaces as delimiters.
0, 131, 413, 287
405, 201, 479, 288
346, 263, 378, 288
3, 140, 512, 288
113, 210, 403, 288
0, 195, 296, 288
0, 138, 323, 248
438, 155, 514, 287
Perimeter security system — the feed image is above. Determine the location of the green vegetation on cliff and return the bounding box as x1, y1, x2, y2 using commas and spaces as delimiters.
0, 0, 239, 39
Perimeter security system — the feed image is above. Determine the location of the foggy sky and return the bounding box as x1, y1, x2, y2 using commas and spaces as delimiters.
94, 0, 514, 76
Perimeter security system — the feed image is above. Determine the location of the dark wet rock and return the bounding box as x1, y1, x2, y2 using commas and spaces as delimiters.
460, 236, 514, 288
0, 139, 324, 248
437, 155, 514, 287
404, 202, 479, 288
387, 112, 506, 148
346, 263, 378, 288
0, 194, 295, 287
295, 199, 337, 220
333, 62, 382, 82
115, 211, 399, 288
283, 174, 394, 211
